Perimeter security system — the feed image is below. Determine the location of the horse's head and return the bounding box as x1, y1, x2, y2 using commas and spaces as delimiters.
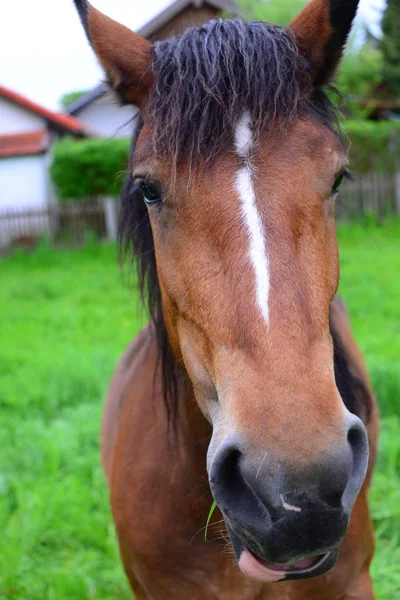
75, 0, 369, 582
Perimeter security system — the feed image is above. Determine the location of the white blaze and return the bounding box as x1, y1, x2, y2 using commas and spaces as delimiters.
234, 112, 270, 325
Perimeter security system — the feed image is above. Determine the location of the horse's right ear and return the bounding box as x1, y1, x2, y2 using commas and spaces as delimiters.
73, 0, 154, 108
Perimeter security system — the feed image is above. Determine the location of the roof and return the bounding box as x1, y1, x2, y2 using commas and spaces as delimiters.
0, 131, 50, 158
137, 0, 238, 39
67, 0, 238, 116
0, 85, 92, 137
67, 83, 107, 116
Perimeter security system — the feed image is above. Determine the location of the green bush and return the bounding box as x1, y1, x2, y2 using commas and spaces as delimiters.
334, 47, 383, 119
342, 120, 400, 172
380, 0, 400, 98
237, 0, 307, 24
51, 138, 130, 201
60, 90, 89, 111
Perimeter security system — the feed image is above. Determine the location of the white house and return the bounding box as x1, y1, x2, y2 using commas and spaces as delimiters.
66, 85, 138, 139
0, 85, 91, 210
0, 85, 91, 246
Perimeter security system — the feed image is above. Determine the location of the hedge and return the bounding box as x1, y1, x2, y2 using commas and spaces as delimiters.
50, 138, 130, 201
51, 121, 400, 201
343, 120, 400, 173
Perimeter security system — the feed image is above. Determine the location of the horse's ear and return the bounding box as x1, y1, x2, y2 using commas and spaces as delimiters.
290, 0, 360, 85
73, 0, 154, 107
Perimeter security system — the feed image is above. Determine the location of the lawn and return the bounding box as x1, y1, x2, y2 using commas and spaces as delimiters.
0, 221, 399, 599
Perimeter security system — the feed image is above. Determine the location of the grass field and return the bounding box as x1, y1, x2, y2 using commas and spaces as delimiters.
0, 221, 399, 599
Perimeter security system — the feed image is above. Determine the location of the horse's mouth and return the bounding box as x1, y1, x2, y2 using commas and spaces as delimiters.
239, 548, 332, 583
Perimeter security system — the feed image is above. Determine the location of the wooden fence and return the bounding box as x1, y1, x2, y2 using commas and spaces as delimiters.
336, 172, 399, 222
0, 198, 118, 252
1, 173, 399, 251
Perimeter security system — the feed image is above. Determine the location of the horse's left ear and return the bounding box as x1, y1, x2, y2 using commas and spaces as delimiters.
290, 0, 360, 85
73, 0, 154, 107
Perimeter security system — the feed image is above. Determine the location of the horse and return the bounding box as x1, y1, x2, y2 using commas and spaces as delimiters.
73, 0, 379, 598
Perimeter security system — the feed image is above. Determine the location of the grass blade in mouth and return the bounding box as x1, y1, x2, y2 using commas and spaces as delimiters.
205, 500, 217, 541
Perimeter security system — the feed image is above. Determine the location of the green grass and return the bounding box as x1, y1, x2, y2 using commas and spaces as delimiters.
338, 219, 400, 417
0, 222, 399, 599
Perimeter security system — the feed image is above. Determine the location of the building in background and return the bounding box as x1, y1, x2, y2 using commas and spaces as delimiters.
66, 0, 236, 138
0, 86, 92, 246
0, 0, 237, 248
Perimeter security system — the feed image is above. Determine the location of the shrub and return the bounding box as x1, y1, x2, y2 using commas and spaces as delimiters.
60, 91, 89, 111
334, 47, 383, 119
342, 120, 400, 173
380, 0, 400, 98
237, 0, 307, 24
51, 138, 130, 201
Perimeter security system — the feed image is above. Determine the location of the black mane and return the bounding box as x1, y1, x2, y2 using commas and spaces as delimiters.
119, 19, 370, 423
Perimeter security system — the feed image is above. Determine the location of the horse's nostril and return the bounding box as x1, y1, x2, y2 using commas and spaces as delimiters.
347, 415, 369, 473
347, 419, 364, 453
342, 415, 369, 512
209, 437, 263, 521
215, 445, 242, 497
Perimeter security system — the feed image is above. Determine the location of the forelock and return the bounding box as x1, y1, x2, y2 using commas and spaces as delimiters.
146, 19, 338, 166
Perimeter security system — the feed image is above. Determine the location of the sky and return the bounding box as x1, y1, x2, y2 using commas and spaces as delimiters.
0, 0, 386, 111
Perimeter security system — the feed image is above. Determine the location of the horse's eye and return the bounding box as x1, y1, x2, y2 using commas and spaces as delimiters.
332, 170, 352, 195
135, 180, 162, 206
332, 174, 344, 195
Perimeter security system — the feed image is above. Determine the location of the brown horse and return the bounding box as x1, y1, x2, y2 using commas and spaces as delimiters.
73, 0, 379, 597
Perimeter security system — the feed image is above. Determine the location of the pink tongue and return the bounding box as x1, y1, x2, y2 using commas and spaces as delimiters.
290, 556, 319, 569
262, 554, 320, 571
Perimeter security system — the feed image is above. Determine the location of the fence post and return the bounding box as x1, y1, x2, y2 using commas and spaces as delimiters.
395, 172, 400, 214
103, 197, 118, 241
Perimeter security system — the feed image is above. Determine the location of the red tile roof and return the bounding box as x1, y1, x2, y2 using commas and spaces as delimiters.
0, 85, 91, 136
0, 131, 50, 158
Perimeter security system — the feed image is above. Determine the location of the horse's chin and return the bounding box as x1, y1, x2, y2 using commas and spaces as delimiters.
227, 525, 338, 582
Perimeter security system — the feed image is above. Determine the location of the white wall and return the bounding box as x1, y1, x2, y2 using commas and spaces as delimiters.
0, 97, 45, 134
0, 155, 50, 246
0, 155, 48, 209
75, 97, 138, 138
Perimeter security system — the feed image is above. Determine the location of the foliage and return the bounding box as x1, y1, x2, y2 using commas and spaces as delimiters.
237, 0, 307, 25
51, 138, 130, 201
334, 47, 383, 118
0, 220, 399, 598
342, 119, 400, 172
60, 91, 89, 111
380, 0, 400, 97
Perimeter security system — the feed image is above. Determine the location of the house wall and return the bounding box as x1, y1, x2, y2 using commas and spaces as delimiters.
74, 97, 138, 138
0, 154, 50, 245
0, 155, 48, 209
0, 97, 44, 134
147, 5, 219, 42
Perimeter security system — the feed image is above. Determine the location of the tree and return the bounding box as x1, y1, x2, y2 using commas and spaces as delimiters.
380, 0, 400, 97
237, 0, 307, 25
334, 46, 382, 118
60, 91, 88, 111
